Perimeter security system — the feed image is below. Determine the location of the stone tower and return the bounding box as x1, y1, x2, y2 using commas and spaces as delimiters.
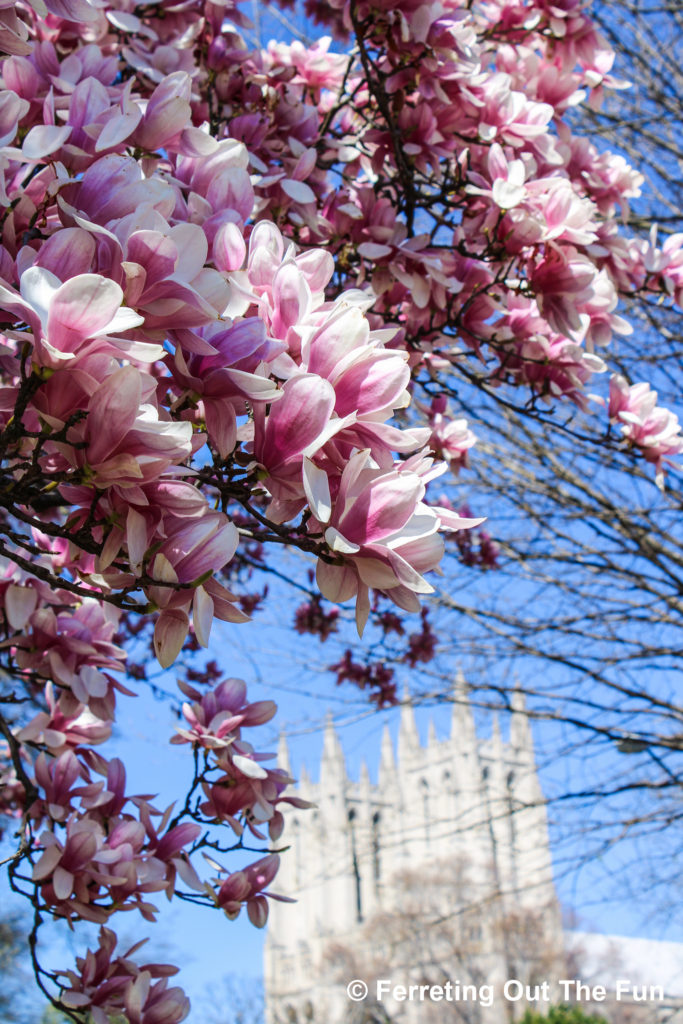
264, 675, 564, 1024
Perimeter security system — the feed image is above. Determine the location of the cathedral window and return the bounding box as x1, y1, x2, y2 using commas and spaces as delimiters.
420, 778, 430, 843
348, 808, 363, 922
443, 770, 456, 826
372, 812, 381, 884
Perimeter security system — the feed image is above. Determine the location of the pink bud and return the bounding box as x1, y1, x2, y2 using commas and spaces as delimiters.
213, 221, 246, 273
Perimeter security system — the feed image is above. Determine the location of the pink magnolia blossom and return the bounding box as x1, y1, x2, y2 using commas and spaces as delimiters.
168, 318, 283, 459
52, 365, 194, 490
640, 227, 683, 307
213, 853, 293, 927
17, 683, 112, 754
59, 927, 190, 1024
0, 741, 25, 828
169, 677, 310, 839
310, 449, 483, 632
252, 373, 352, 521
172, 676, 276, 751
14, 601, 125, 713
149, 513, 243, 667
424, 396, 477, 470
608, 375, 683, 483
0, 268, 144, 369
32, 750, 85, 823
120, 223, 231, 334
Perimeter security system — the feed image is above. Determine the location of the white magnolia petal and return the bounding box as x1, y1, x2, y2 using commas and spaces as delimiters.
19, 266, 62, 331
22, 125, 72, 160
281, 178, 316, 204
324, 527, 361, 555
232, 754, 269, 779
5, 584, 38, 630
193, 585, 214, 649
303, 458, 332, 524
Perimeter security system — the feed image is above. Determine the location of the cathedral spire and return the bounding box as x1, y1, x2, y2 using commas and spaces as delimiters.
450, 667, 477, 751
398, 685, 419, 761
359, 760, 371, 811
320, 712, 346, 788
277, 732, 292, 778
510, 685, 534, 759
379, 725, 396, 787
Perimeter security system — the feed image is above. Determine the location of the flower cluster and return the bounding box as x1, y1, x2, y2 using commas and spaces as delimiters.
173, 677, 312, 847
608, 375, 683, 484
330, 649, 398, 709
294, 595, 340, 641
58, 927, 190, 1024
13, 672, 298, 1014
29, 753, 203, 923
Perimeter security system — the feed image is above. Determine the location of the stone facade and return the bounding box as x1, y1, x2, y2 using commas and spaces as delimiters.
264, 674, 565, 1024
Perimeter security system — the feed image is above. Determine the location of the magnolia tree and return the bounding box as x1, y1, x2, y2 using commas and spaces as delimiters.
0, 0, 682, 1020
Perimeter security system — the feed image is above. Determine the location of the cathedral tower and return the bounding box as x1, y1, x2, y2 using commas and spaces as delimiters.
264, 678, 564, 1024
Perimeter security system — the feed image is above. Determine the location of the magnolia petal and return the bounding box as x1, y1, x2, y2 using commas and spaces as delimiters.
354, 555, 402, 590
179, 126, 219, 157
357, 242, 393, 260
232, 754, 269, 779
262, 375, 335, 465
47, 274, 125, 353
204, 399, 237, 460
88, 365, 143, 465
22, 124, 72, 160
80, 666, 108, 698
355, 583, 371, 637
303, 458, 331, 524
35, 228, 96, 281
5, 584, 37, 630
44, 0, 100, 21
334, 351, 410, 418
53, 866, 75, 901
294, 249, 334, 293
337, 473, 423, 545
126, 507, 148, 573
154, 609, 189, 668
174, 855, 204, 892
152, 553, 179, 585
62, 993, 92, 1009
324, 527, 361, 555
32, 843, 62, 880
434, 508, 486, 532
19, 265, 62, 331
387, 584, 423, 614
247, 896, 269, 928
193, 585, 214, 648
386, 548, 434, 594
100, 305, 145, 336
96, 107, 143, 152
281, 178, 316, 204
106, 9, 141, 30
316, 559, 358, 603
